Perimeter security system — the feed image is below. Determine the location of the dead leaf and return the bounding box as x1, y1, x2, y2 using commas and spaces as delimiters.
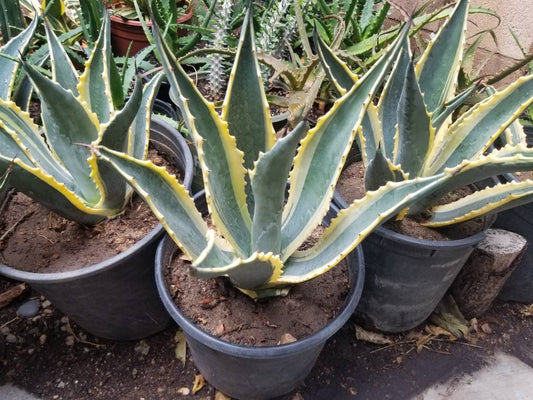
425, 325, 456, 340
192, 374, 205, 394
481, 323, 492, 334
415, 334, 433, 352
0, 283, 27, 309
429, 295, 469, 338
519, 304, 533, 317
355, 325, 393, 345
396, 356, 403, 364
215, 391, 231, 400
279, 333, 297, 345
174, 330, 187, 366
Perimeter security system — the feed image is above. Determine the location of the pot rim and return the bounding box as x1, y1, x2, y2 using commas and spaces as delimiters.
155, 230, 365, 359
0, 116, 192, 284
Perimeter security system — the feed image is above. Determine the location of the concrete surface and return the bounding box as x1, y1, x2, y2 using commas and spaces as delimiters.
0, 384, 41, 400
414, 351, 533, 400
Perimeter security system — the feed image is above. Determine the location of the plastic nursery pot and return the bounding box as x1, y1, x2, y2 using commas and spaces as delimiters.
493, 173, 533, 303
333, 193, 486, 333
155, 195, 365, 400
0, 116, 194, 341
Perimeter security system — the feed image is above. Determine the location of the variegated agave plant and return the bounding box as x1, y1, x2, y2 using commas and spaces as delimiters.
318, 0, 533, 227
0, 14, 162, 226
92, 7, 459, 298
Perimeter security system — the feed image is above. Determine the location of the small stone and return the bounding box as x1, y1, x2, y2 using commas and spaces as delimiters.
132, 368, 138, 378
17, 298, 41, 318
57, 381, 65, 388
6, 334, 17, 344
279, 333, 297, 345
0, 326, 10, 335
51, 253, 60, 260
43, 309, 53, 315
134, 340, 150, 356
39, 334, 47, 345
27, 348, 35, 355
60, 316, 69, 324
177, 387, 190, 396
41, 300, 52, 309
65, 336, 75, 346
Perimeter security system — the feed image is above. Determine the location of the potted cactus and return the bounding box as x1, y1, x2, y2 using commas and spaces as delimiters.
0, 15, 193, 340
87, 5, 489, 398
320, 0, 533, 332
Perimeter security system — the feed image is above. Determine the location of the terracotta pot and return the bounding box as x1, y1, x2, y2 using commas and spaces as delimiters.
109, 4, 193, 56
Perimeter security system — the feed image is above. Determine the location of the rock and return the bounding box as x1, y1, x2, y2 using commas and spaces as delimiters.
17, 298, 40, 318
39, 334, 47, 345
6, 334, 17, 344
65, 336, 75, 346
57, 381, 65, 388
279, 333, 297, 345
0, 326, 10, 335
41, 299, 52, 309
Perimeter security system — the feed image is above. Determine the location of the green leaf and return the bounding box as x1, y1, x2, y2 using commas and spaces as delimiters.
416, 0, 469, 113
22, 61, 101, 205
395, 59, 433, 178
153, 13, 251, 257
77, 14, 116, 123
281, 24, 408, 259
96, 146, 212, 260
222, 8, 275, 170
0, 156, 104, 225
365, 146, 404, 191
0, 16, 38, 100
44, 20, 78, 95
278, 175, 445, 284
426, 74, 533, 175
250, 121, 308, 254
431, 84, 478, 130
425, 180, 533, 227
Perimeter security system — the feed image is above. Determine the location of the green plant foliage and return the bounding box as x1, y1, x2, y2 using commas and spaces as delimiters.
0, 14, 160, 225
318, 0, 533, 227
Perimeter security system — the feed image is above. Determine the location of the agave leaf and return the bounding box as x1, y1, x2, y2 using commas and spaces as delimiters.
90, 78, 144, 211
410, 145, 533, 214
192, 251, 283, 290
222, 8, 276, 170
77, 14, 116, 122
278, 175, 445, 284
416, 0, 469, 113
0, 16, 38, 100
425, 180, 533, 227
431, 84, 478, 130
315, 29, 358, 95
0, 156, 104, 225
501, 119, 528, 147
281, 25, 409, 259
358, 105, 381, 167
153, 14, 251, 257
96, 146, 213, 260
129, 72, 163, 159
378, 40, 410, 160
44, 20, 78, 95
22, 61, 101, 205
0, 99, 72, 186
426, 75, 533, 175
395, 59, 434, 177
365, 146, 406, 191
250, 121, 308, 254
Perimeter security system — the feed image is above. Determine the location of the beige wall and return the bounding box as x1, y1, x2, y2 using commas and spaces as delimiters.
392, 0, 532, 85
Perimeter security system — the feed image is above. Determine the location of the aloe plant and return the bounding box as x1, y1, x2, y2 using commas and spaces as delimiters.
0, 14, 161, 225
318, 0, 533, 228
91, 6, 468, 298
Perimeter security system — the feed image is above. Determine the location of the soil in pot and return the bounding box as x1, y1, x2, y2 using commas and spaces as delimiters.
336, 161, 488, 240
164, 252, 350, 346
0, 148, 180, 274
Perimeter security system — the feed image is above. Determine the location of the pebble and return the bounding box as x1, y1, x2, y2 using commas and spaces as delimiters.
17, 298, 41, 318
0, 326, 10, 335
28, 348, 35, 355
65, 336, 75, 346
57, 381, 65, 388
39, 334, 47, 345
6, 334, 17, 344
41, 300, 52, 309
132, 368, 138, 378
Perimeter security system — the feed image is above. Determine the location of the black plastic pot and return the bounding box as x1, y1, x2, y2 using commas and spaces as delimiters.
155, 199, 365, 399
0, 117, 193, 340
493, 173, 533, 303
334, 192, 486, 333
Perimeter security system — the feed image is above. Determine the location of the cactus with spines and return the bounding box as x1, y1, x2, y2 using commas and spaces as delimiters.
318, 0, 533, 227
208, 0, 233, 98
0, 14, 161, 225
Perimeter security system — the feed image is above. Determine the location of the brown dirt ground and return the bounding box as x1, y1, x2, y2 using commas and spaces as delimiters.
1, 275, 532, 400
